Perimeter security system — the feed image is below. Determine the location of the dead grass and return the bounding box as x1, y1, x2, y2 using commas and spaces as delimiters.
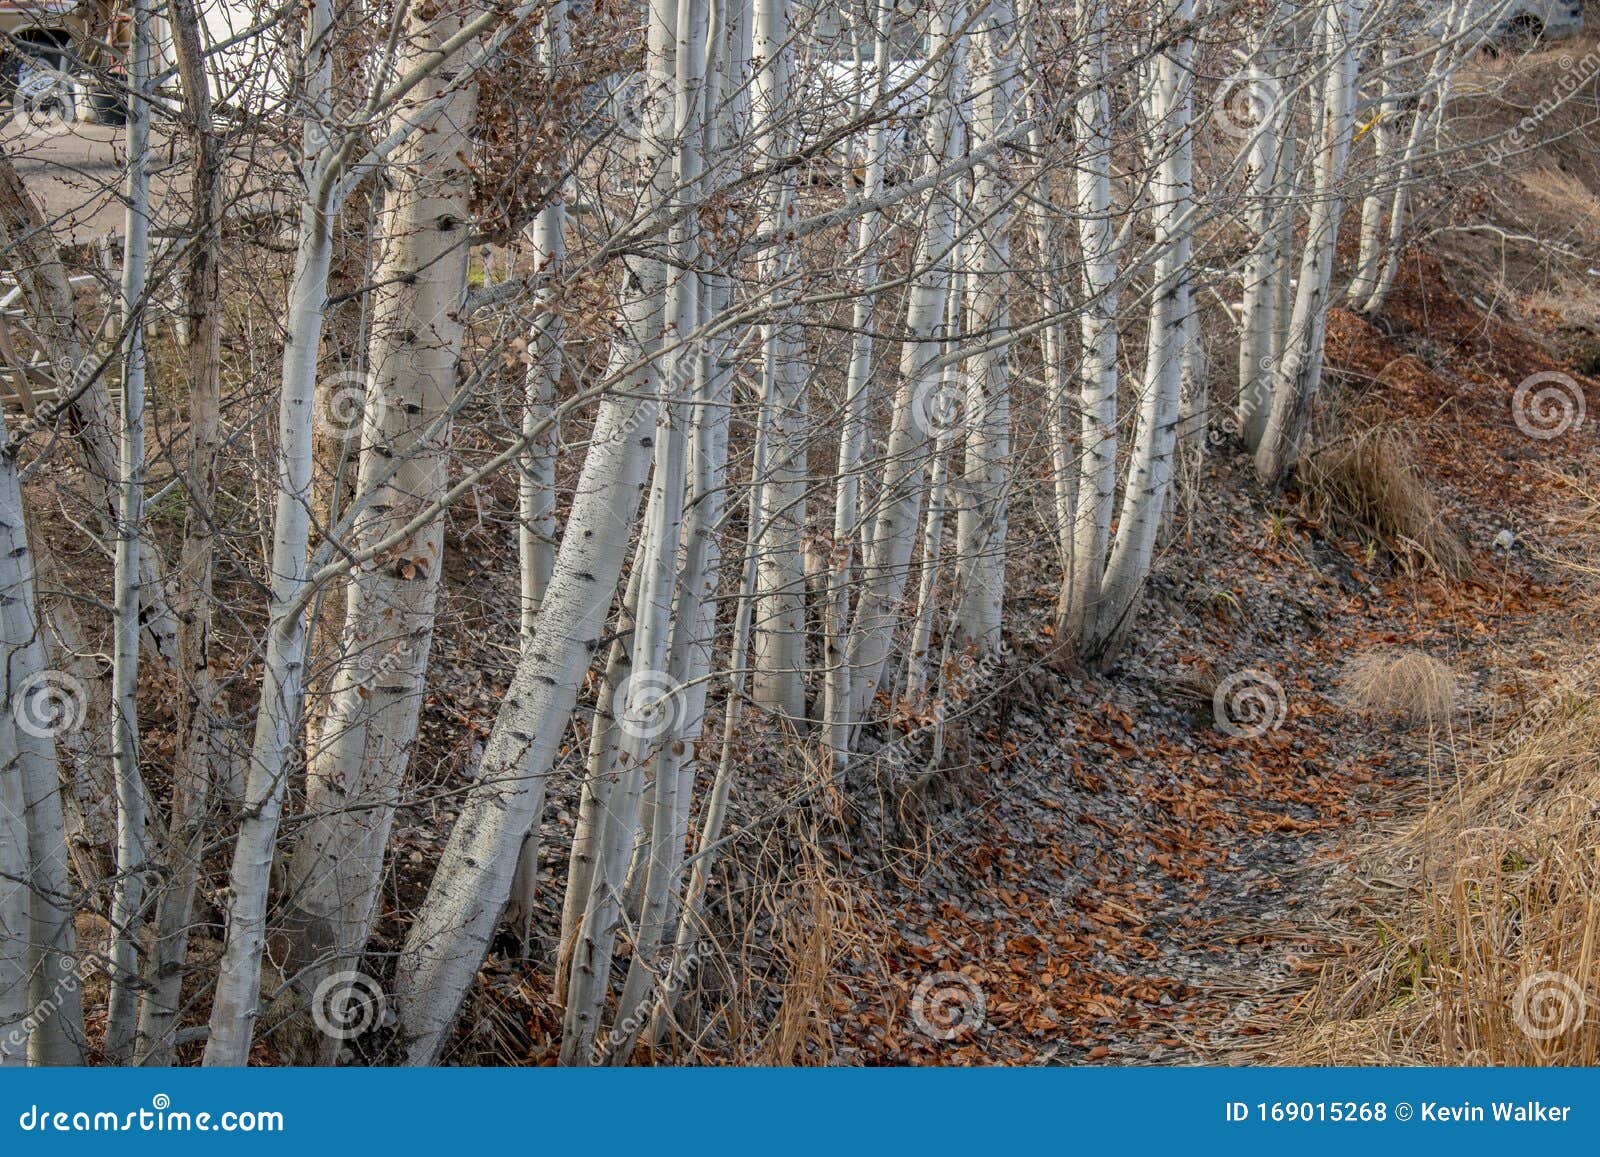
1276, 675, 1600, 1065
1341, 650, 1460, 727
1297, 426, 1477, 580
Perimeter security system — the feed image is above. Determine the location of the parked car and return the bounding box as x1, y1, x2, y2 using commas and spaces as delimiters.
0, 0, 126, 124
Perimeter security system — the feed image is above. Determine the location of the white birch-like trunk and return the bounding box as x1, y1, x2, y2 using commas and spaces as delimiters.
135, 0, 224, 1065
561, 0, 703, 1064
904, 278, 963, 705
552, 536, 644, 992
0, 415, 86, 1065
0, 725, 26, 1064
749, 0, 808, 725
822, 1, 890, 771
1255, 0, 1364, 485
203, 0, 340, 1065
396, 316, 666, 1059
395, 25, 675, 1054
104, 0, 153, 1062
518, 5, 568, 645
952, 1, 1014, 651
1237, 25, 1283, 451
843, 0, 965, 726
1085, 0, 1193, 659
1346, 42, 1395, 306
1360, 0, 1472, 316
0, 418, 35, 1067
606, 3, 738, 1050
1061, 0, 1119, 648
283, 0, 480, 1022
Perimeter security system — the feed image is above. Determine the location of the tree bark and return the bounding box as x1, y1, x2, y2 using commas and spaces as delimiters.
283, 0, 481, 1031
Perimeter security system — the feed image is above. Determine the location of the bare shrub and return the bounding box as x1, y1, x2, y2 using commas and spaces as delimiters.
1297, 426, 1477, 579
1341, 650, 1460, 726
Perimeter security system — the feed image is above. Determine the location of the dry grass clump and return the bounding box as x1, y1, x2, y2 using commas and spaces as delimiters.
1341, 650, 1460, 726
1297, 426, 1477, 579
1275, 685, 1600, 1066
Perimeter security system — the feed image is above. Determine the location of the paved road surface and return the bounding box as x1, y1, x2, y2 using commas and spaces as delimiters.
3, 118, 282, 246
3, 121, 184, 244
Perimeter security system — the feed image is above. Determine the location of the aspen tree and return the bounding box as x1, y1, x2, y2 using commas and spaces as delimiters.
1060, 0, 1119, 648
749, 0, 809, 725
135, 0, 230, 1065
952, 0, 1015, 651
1255, 0, 1365, 485
1085, 0, 1194, 658
843, 0, 966, 728
104, 0, 154, 1061
284, 0, 483, 1027
396, 3, 676, 1065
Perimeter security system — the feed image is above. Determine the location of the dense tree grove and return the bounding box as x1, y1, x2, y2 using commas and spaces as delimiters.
0, 0, 1521, 1064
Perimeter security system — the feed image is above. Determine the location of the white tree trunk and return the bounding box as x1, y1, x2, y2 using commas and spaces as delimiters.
1346, 42, 1396, 306
0, 421, 34, 1067
203, 0, 340, 1065
1061, 0, 1119, 648
749, 0, 808, 725
284, 0, 480, 1023
1237, 26, 1283, 451
135, 0, 224, 1065
904, 277, 963, 705
552, 536, 644, 991
1255, 0, 1364, 485
403, 277, 663, 1063
395, 55, 674, 1058
1085, 1, 1193, 659
1360, 0, 1472, 316
518, 5, 567, 644
606, 5, 743, 1048
104, 0, 154, 1061
0, 412, 85, 1065
843, 1, 966, 726
561, 0, 705, 1064
823, 1, 890, 771
952, 0, 1014, 652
